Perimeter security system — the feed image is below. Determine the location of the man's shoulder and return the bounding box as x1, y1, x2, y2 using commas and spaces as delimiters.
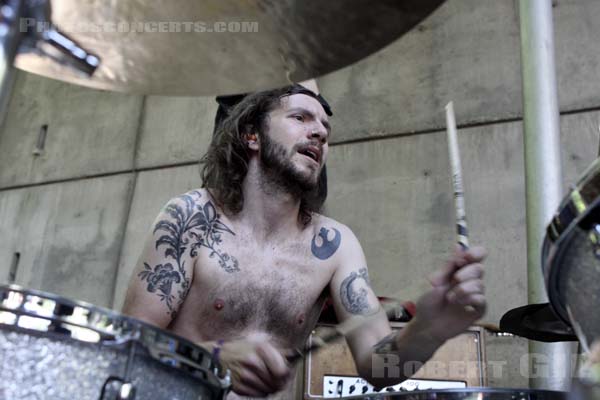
309, 214, 362, 255
159, 188, 222, 216
165, 188, 216, 207
311, 214, 349, 233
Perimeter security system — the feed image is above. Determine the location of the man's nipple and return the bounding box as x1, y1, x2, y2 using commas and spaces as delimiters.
297, 313, 306, 325
213, 298, 225, 311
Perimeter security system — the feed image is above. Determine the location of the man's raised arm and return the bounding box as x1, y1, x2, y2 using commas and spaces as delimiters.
329, 224, 487, 388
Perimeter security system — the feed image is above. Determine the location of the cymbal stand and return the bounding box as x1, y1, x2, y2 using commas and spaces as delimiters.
0, 0, 99, 123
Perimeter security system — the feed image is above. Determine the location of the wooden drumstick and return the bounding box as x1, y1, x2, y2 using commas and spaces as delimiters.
445, 102, 469, 250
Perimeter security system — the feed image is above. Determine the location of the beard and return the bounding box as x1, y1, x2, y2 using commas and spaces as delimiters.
259, 132, 320, 196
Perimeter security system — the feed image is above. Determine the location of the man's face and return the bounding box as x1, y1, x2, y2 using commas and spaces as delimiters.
259, 94, 330, 191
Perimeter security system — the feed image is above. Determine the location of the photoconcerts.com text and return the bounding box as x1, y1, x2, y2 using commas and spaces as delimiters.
20, 19, 260, 34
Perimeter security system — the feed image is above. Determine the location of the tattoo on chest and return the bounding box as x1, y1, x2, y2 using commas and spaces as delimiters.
311, 227, 341, 260
138, 191, 239, 316
340, 267, 377, 315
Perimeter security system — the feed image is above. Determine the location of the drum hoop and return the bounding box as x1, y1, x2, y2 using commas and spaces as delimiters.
548, 158, 600, 242
543, 193, 600, 265
0, 284, 230, 391
338, 387, 567, 400
544, 229, 575, 326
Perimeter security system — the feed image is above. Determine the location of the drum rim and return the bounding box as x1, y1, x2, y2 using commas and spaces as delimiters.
547, 157, 600, 242
337, 387, 568, 399
0, 284, 231, 392
543, 230, 573, 326
1, 283, 125, 319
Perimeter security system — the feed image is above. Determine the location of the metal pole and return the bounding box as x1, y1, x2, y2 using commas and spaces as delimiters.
518, 0, 574, 391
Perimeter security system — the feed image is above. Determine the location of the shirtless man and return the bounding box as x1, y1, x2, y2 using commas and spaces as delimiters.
123, 83, 487, 398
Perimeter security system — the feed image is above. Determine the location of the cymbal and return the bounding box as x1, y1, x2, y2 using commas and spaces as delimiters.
14, 0, 446, 96
499, 303, 577, 342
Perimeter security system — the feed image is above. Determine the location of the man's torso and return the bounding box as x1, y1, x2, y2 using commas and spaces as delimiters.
168, 189, 341, 351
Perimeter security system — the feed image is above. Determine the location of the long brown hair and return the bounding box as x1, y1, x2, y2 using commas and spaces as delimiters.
200, 84, 327, 224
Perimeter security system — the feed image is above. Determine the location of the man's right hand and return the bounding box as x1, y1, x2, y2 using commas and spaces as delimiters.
217, 337, 292, 397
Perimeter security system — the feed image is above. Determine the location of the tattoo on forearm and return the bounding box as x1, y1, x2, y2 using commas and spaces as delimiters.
311, 227, 341, 260
340, 267, 378, 315
139, 191, 239, 316
373, 332, 400, 355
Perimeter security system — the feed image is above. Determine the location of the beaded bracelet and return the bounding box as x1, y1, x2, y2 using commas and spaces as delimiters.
212, 339, 225, 363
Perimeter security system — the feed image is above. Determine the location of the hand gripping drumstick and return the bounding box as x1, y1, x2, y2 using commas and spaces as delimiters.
445, 102, 469, 250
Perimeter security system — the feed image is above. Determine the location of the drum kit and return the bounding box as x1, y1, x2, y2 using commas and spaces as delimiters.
0, 285, 230, 399
0, 0, 599, 399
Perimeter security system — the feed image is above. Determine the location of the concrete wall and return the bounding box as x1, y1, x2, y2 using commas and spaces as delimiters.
1, 0, 600, 389
0, 174, 133, 307
0, 72, 142, 187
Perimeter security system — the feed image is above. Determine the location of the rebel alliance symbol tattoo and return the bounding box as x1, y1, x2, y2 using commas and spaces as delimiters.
311, 227, 341, 260
139, 191, 239, 316
340, 267, 377, 315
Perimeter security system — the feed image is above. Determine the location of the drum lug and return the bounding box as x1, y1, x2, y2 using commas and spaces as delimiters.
99, 376, 136, 400
589, 224, 600, 260
214, 369, 232, 400
217, 368, 232, 388
118, 382, 136, 400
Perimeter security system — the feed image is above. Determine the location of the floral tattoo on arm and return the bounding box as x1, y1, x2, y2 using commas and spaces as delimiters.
138, 191, 239, 317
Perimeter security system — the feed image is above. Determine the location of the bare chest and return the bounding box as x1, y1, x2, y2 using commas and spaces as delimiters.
180, 235, 335, 347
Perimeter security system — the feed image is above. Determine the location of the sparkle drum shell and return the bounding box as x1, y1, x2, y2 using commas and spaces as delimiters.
0, 285, 230, 400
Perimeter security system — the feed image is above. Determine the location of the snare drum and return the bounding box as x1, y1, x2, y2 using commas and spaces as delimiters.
0, 285, 231, 400
542, 156, 600, 350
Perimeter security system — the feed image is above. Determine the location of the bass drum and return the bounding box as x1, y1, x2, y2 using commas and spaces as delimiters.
0, 285, 230, 400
